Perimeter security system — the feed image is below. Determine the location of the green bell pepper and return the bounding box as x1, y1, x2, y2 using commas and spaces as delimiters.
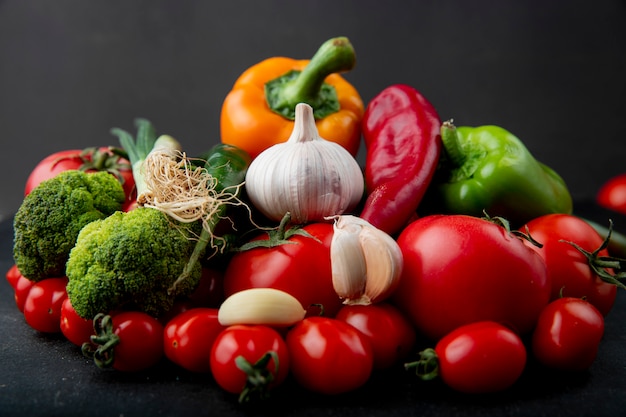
422, 121, 573, 226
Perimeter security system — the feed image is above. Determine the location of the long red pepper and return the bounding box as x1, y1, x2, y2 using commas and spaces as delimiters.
359, 84, 442, 235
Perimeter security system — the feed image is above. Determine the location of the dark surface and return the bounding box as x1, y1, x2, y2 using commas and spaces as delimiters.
1, 0, 626, 219
1, 202, 626, 417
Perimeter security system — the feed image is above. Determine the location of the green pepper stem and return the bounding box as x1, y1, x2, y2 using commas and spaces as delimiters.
440, 120, 467, 168
265, 37, 356, 120
283, 37, 355, 104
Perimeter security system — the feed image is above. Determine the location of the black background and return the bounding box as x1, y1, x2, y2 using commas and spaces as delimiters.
2, 1, 626, 416
1, 0, 626, 219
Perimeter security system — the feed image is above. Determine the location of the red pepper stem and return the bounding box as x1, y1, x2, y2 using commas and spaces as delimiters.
440, 120, 467, 168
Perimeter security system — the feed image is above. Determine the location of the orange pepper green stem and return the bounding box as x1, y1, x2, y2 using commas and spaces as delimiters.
220, 37, 364, 159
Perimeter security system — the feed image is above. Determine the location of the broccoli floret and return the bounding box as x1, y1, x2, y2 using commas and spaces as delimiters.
13, 170, 125, 281
65, 207, 203, 319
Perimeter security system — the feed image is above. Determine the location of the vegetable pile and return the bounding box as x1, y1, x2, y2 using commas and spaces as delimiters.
7, 36, 626, 403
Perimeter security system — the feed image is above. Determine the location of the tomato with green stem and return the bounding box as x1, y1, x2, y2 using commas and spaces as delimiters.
286, 316, 374, 395
406, 321, 527, 394
24, 147, 136, 210
223, 220, 341, 317
393, 214, 550, 341
82, 312, 164, 372
531, 297, 605, 371
210, 324, 289, 402
521, 213, 624, 316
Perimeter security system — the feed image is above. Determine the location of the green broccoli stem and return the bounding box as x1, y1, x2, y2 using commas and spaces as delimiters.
169, 204, 226, 295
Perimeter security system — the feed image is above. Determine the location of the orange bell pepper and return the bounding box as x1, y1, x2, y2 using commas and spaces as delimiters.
220, 37, 364, 159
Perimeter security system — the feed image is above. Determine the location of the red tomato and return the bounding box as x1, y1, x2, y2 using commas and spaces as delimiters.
23, 277, 69, 333
164, 308, 225, 373
24, 147, 136, 205
223, 223, 342, 317
597, 173, 626, 215
210, 325, 289, 401
6, 264, 21, 289
286, 316, 374, 395
335, 303, 416, 370
13, 274, 35, 313
60, 297, 95, 346
393, 215, 550, 341
521, 214, 617, 316
109, 311, 164, 372
423, 321, 527, 394
531, 297, 604, 371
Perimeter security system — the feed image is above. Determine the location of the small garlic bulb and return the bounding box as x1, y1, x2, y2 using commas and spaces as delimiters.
330, 215, 403, 305
244, 103, 364, 224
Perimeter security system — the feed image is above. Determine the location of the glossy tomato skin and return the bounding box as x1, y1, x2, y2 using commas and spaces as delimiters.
24, 148, 135, 204
6, 264, 21, 289
210, 325, 289, 395
522, 214, 617, 316
164, 308, 225, 373
60, 297, 95, 346
597, 173, 626, 215
223, 223, 342, 317
13, 274, 35, 313
111, 312, 164, 372
286, 316, 374, 395
531, 297, 604, 371
23, 277, 69, 333
394, 215, 550, 341
435, 321, 527, 394
335, 303, 416, 370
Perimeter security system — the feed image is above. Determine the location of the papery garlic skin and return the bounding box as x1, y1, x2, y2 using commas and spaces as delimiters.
245, 103, 364, 224
330, 215, 403, 305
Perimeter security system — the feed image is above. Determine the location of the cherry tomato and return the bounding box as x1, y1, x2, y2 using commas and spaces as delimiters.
60, 297, 95, 346
164, 308, 225, 373
6, 264, 21, 289
597, 173, 626, 215
23, 277, 69, 333
210, 325, 289, 401
521, 213, 617, 316
24, 147, 136, 206
531, 297, 604, 371
393, 214, 550, 341
223, 223, 342, 317
286, 316, 374, 395
335, 303, 416, 370
409, 321, 526, 394
13, 274, 35, 313
109, 311, 164, 372
437, 321, 526, 393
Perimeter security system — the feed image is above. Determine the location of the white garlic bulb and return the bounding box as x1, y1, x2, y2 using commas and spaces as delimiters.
244, 102, 364, 224
330, 215, 403, 305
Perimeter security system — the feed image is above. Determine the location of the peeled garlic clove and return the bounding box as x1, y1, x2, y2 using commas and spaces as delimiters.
330, 215, 403, 305
244, 103, 364, 224
330, 221, 367, 300
218, 288, 307, 327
